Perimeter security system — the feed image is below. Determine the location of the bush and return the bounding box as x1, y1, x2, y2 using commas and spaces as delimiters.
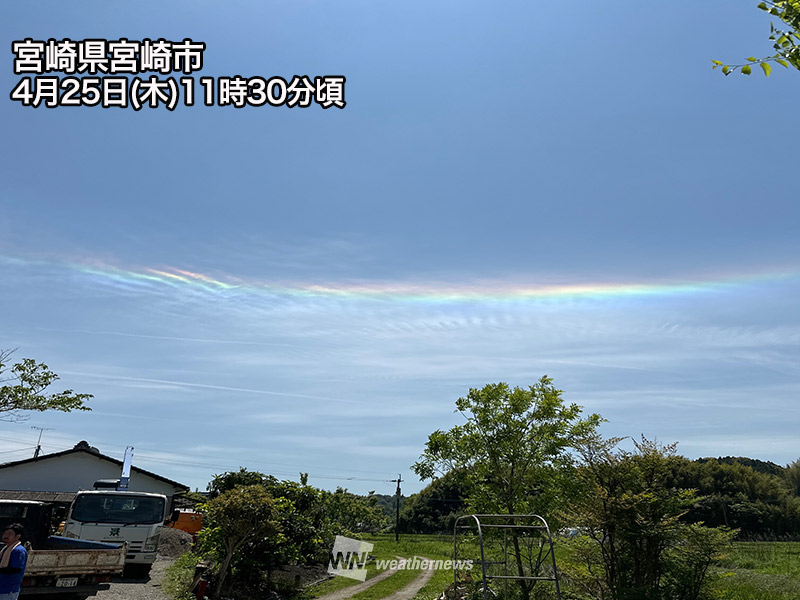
163, 551, 202, 600
565, 436, 736, 600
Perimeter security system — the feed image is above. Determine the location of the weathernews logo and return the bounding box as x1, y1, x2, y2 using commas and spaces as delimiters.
327, 536, 474, 581
327, 535, 373, 581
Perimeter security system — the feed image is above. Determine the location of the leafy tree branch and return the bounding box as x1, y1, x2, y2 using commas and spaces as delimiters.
0, 349, 92, 421
714, 0, 800, 76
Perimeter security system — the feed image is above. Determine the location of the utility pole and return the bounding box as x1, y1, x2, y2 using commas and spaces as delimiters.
391, 474, 402, 542
31, 426, 53, 458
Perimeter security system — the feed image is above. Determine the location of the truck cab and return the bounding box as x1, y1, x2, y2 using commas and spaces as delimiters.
62, 490, 167, 574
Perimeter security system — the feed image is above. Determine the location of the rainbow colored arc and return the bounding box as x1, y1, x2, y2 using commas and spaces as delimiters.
64, 259, 799, 304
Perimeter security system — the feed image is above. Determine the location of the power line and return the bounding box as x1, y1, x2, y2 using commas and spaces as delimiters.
25, 433, 391, 477
15, 436, 397, 486
133, 453, 394, 483
0, 430, 408, 488
0, 447, 36, 456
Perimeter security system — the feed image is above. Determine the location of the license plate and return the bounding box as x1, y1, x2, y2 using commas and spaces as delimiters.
56, 577, 79, 587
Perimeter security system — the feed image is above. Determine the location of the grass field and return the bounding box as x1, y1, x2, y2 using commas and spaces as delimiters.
303, 534, 456, 600
304, 536, 800, 600
304, 533, 566, 600
711, 542, 800, 600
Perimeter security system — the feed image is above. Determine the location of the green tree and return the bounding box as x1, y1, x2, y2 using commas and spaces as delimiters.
261, 475, 331, 566
370, 492, 406, 520
782, 458, 800, 497
201, 485, 282, 599
696, 456, 783, 476
413, 377, 602, 600
670, 458, 800, 537
206, 467, 268, 499
399, 468, 467, 534
567, 436, 735, 600
207, 469, 331, 567
714, 0, 800, 76
322, 487, 390, 534
204, 469, 392, 575
0, 349, 92, 421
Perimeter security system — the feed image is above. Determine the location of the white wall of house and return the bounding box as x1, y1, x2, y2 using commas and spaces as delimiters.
0, 452, 183, 499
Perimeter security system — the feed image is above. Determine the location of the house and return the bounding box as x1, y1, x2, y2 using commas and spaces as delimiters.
0, 441, 189, 509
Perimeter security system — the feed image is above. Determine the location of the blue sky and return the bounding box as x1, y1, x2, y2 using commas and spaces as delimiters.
1, 1, 798, 495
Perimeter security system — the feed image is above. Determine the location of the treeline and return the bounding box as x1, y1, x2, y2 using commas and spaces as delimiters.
370, 492, 406, 518
183, 379, 800, 600
398, 469, 466, 534
399, 455, 800, 539
673, 456, 800, 538
193, 468, 390, 599
404, 378, 800, 600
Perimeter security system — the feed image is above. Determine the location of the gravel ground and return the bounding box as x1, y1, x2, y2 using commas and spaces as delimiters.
93, 555, 175, 600
93, 529, 194, 600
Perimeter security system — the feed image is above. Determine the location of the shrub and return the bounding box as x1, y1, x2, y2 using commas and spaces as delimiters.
565, 436, 736, 600
163, 551, 202, 600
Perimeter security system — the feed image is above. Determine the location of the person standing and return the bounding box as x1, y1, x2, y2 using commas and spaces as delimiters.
0, 524, 27, 600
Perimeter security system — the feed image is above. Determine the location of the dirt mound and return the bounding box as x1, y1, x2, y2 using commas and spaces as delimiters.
158, 526, 194, 558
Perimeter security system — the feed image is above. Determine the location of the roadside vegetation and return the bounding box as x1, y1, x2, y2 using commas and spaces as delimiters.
166, 469, 389, 599
163, 552, 201, 600
164, 378, 800, 600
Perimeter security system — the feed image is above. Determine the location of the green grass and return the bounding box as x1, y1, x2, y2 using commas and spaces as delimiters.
366, 533, 456, 559
303, 551, 390, 598
348, 566, 423, 600
162, 552, 202, 600
303, 534, 456, 600
414, 569, 455, 600
711, 542, 800, 600
306, 537, 800, 600
306, 571, 369, 597
365, 535, 457, 600
718, 542, 800, 577
712, 570, 800, 600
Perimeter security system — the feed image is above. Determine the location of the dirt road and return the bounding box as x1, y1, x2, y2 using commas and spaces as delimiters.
94, 554, 438, 600
317, 557, 437, 600
94, 557, 171, 600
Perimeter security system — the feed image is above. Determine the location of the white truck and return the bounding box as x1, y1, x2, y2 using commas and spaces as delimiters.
0, 500, 126, 599
61, 490, 168, 576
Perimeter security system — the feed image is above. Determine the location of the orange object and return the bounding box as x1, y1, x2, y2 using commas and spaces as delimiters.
168, 510, 203, 535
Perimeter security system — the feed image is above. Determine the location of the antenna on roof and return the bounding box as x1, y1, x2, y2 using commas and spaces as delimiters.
31, 426, 53, 459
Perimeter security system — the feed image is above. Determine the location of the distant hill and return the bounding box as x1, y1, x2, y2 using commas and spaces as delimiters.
696, 456, 784, 476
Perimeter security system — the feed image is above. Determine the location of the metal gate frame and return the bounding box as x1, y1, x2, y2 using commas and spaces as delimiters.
453, 514, 562, 600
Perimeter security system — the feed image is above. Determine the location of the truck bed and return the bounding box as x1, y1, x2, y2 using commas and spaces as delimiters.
26, 535, 126, 576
